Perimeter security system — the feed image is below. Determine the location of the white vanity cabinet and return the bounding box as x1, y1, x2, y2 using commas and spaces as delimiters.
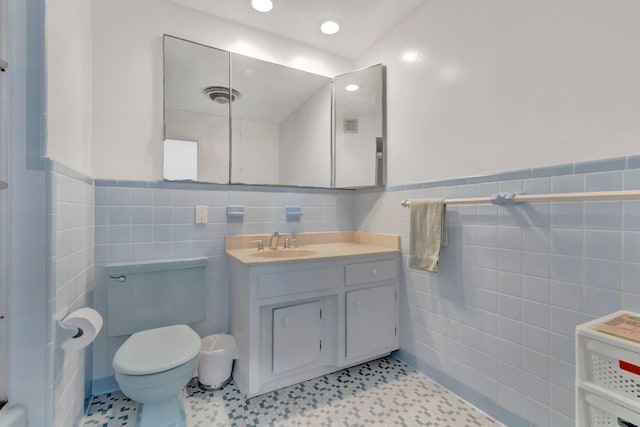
272, 301, 322, 374
344, 259, 398, 361
229, 254, 399, 398
346, 285, 396, 360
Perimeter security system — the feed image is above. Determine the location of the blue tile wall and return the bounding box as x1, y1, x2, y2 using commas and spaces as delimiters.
70, 153, 640, 426
8, 2, 50, 426
49, 166, 94, 427
91, 184, 355, 383
355, 154, 640, 427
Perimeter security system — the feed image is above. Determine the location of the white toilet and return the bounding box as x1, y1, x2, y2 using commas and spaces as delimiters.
104, 257, 208, 427
113, 325, 201, 426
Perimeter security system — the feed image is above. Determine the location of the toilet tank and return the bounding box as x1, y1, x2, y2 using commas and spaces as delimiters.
104, 257, 208, 336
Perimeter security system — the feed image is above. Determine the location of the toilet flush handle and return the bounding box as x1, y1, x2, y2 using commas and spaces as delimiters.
109, 275, 126, 283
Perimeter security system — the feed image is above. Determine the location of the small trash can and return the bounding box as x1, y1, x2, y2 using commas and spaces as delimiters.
197, 334, 239, 390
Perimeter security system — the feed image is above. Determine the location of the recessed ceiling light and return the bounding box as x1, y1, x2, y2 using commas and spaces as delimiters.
251, 0, 273, 13
320, 20, 340, 35
345, 84, 359, 92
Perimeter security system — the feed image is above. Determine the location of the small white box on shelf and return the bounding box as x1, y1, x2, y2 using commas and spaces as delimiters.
576, 310, 640, 426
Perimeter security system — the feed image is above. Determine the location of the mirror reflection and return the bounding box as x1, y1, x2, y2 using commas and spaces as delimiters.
230, 53, 332, 187
163, 36, 230, 183
334, 65, 386, 188
163, 35, 386, 189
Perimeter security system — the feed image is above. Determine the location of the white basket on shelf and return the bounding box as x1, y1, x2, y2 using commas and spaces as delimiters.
577, 311, 640, 426
579, 388, 640, 427
583, 336, 640, 402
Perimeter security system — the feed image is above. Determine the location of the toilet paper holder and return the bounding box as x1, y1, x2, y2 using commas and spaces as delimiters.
56, 306, 103, 352
56, 307, 83, 344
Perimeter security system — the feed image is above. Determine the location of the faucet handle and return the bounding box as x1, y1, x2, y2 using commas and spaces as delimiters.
269, 231, 281, 250
251, 239, 264, 250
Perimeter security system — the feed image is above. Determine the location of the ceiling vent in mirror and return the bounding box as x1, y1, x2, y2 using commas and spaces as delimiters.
343, 118, 359, 134
203, 86, 242, 104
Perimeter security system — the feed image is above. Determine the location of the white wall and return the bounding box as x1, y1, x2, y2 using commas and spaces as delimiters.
335, 116, 380, 188
91, 0, 353, 181
279, 83, 332, 187
356, 0, 640, 186
46, 0, 92, 176
231, 118, 280, 184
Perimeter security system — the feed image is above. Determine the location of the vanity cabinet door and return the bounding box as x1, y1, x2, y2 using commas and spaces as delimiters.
346, 285, 396, 360
272, 301, 322, 375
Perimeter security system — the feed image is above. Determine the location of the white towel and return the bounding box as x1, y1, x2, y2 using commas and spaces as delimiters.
408, 199, 447, 272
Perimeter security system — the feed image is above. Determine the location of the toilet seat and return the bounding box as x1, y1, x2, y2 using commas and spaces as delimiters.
113, 324, 201, 375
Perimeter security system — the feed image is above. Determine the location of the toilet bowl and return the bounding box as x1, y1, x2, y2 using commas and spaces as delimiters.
113, 324, 202, 427
104, 257, 208, 426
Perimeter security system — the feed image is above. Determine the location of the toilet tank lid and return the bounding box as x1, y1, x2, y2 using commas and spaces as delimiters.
113, 325, 202, 375
104, 257, 208, 275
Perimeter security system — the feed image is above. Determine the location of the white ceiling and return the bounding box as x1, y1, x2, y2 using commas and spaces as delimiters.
170, 0, 425, 59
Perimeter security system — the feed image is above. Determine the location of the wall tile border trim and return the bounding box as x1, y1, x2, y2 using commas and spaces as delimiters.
530, 163, 574, 178
379, 153, 640, 194
574, 156, 627, 174
44, 158, 94, 185
628, 155, 640, 169
51, 154, 640, 196
26, 155, 640, 197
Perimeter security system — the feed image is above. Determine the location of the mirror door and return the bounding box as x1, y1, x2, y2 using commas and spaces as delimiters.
334, 65, 386, 188
163, 36, 386, 189
163, 36, 230, 183
230, 53, 332, 187
0, 0, 9, 403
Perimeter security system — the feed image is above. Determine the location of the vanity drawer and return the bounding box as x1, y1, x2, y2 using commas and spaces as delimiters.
345, 259, 397, 286
257, 267, 340, 299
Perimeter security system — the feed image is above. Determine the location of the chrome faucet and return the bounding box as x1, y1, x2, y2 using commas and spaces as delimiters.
269, 231, 281, 250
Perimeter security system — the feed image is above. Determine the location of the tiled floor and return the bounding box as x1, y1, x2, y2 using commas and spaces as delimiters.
83, 357, 500, 426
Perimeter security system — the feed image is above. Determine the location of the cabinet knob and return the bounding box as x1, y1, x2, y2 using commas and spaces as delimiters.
371, 268, 377, 276
354, 300, 361, 308
283, 317, 291, 326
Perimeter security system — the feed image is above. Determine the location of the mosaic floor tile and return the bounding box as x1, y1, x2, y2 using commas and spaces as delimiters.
83, 357, 500, 426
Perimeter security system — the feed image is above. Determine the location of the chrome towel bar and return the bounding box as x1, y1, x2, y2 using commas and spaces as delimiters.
401, 189, 640, 207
